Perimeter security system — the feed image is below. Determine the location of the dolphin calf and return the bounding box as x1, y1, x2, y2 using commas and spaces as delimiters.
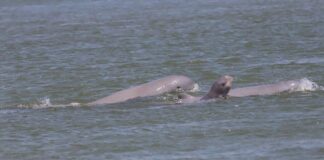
177, 75, 233, 104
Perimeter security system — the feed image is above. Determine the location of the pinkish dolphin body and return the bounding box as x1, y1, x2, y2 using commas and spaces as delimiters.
228, 78, 317, 97
87, 75, 198, 106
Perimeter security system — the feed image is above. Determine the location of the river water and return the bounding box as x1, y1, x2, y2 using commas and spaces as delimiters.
1, 0, 324, 159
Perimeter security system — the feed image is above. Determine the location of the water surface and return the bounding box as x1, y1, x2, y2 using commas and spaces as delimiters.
1, 0, 324, 159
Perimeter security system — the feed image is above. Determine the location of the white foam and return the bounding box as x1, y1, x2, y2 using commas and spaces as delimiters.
190, 83, 200, 92
17, 97, 81, 109
320, 86, 324, 91
290, 78, 321, 92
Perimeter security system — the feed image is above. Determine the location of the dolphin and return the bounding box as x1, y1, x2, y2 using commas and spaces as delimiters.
177, 75, 233, 104
88, 75, 199, 106
228, 78, 318, 97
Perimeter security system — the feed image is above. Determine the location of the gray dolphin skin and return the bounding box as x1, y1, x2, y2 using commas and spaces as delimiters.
228, 79, 302, 97
177, 75, 233, 104
201, 75, 233, 100
87, 75, 198, 106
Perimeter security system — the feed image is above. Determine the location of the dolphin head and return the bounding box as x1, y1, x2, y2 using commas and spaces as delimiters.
201, 75, 233, 100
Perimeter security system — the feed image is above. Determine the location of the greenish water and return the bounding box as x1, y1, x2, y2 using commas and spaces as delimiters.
1, 0, 324, 159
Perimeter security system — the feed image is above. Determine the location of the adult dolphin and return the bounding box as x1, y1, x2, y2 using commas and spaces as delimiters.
177, 75, 233, 104
228, 78, 318, 97
87, 75, 199, 106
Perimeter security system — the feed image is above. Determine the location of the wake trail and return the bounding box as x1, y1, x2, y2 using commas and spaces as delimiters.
16, 97, 82, 109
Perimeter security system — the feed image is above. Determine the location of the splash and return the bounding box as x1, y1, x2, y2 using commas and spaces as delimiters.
17, 97, 81, 109
290, 78, 322, 92
190, 83, 200, 92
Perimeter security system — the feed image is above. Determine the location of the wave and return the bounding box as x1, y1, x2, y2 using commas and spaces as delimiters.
17, 97, 81, 109
0, 108, 24, 114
